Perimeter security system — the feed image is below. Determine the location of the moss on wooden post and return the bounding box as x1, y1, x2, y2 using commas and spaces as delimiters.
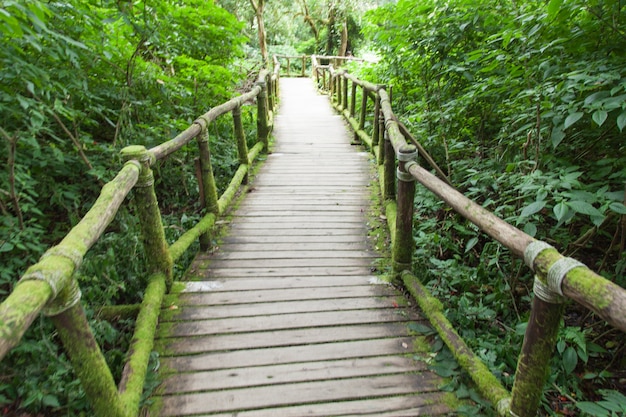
118, 272, 166, 416
372, 95, 381, 149
121, 145, 173, 288
510, 295, 564, 417
301, 55, 306, 77
342, 74, 349, 112
356, 86, 368, 145
336, 75, 342, 108
383, 128, 396, 201
50, 281, 128, 417
233, 106, 249, 184
267, 77, 275, 112
256, 79, 270, 152
350, 81, 357, 118
401, 271, 512, 416
194, 126, 219, 250
392, 145, 417, 273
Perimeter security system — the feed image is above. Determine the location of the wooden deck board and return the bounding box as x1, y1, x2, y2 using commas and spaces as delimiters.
152, 78, 451, 416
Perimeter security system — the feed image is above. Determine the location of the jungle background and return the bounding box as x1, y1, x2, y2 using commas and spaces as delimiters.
0, 0, 625, 415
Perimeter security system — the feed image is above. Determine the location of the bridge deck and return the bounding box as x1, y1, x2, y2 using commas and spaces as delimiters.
153, 78, 452, 416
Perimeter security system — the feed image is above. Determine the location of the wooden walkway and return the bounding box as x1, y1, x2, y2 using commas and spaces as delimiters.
153, 78, 452, 416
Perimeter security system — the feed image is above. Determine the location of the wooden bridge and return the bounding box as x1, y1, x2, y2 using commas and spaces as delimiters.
153, 78, 450, 416
1, 55, 624, 417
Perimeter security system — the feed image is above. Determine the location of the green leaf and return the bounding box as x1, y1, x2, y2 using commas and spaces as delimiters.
609, 202, 626, 215
592, 110, 608, 126
567, 201, 603, 217
564, 112, 583, 129
547, 0, 563, 17
523, 222, 537, 237
465, 237, 478, 253
520, 200, 546, 218
562, 346, 578, 374
575, 402, 610, 417
553, 202, 569, 221
551, 127, 565, 148
408, 323, 435, 335
617, 110, 626, 132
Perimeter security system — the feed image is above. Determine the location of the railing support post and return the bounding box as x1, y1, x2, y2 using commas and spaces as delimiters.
256, 78, 270, 152
193, 123, 220, 249
393, 145, 417, 273
350, 80, 357, 118
342, 74, 349, 112
267, 77, 275, 113
48, 279, 128, 417
301, 55, 306, 77
510, 274, 565, 417
356, 85, 368, 145
233, 106, 249, 184
121, 145, 173, 287
383, 128, 396, 200
336, 75, 342, 108
372, 94, 381, 149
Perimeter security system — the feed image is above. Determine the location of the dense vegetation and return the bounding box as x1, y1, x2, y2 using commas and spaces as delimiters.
1, 0, 625, 415
360, 0, 626, 415
0, 0, 247, 413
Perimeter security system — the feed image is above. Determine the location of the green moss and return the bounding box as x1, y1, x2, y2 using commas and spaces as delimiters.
401, 271, 511, 415
119, 273, 166, 415
51, 304, 128, 417
96, 304, 140, 321
169, 213, 217, 262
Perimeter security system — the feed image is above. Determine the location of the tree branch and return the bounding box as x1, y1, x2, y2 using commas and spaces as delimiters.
48, 110, 94, 171
0, 127, 24, 230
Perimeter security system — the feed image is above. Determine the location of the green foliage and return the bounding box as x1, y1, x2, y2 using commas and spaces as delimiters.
0, 0, 249, 414
362, 0, 626, 413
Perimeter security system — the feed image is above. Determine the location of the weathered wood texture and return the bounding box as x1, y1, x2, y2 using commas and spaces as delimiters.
153, 78, 451, 416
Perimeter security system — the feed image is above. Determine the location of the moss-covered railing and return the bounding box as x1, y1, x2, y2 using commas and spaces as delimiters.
312, 59, 626, 417
0, 66, 279, 417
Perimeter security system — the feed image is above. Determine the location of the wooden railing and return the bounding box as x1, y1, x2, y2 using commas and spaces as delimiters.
310, 56, 626, 417
0, 67, 279, 417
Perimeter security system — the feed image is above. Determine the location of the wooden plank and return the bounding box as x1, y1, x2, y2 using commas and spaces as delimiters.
160, 356, 427, 394
194, 266, 376, 277
164, 308, 417, 337
229, 221, 365, 230
201, 395, 450, 417
171, 285, 396, 306
157, 323, 412, 354
215, 242, 373, 252
226, 226, 368, 234
158, 374, 443, 416
176, 276, 380, 292
162, 297, 400, 321
204, 258, 376, 269
220, 235, 372, 244
210, 250, 377, 260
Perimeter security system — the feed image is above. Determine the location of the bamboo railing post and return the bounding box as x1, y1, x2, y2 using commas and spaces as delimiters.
193, 122, 220, 249
393, 144, 417, 273
356, 85, 368, 144
350, 80, 357, 118
510, 261, 567, 417
267, 76, 275, 112
372, 94, 381, 149
383, 126, 396, 200
233, 106, 249, 184
256, 78, 270, 151
121, 145, 173, 288
301, 55, 306, 77
377, 100, 386, 166
49, 279, 128, 417
342, 74, 349, 112
287, 58, 291, 76
336, 75, 343, 108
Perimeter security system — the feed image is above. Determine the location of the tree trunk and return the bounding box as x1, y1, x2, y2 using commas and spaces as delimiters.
339, 20, 348, 56
250, 0, 268, 64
